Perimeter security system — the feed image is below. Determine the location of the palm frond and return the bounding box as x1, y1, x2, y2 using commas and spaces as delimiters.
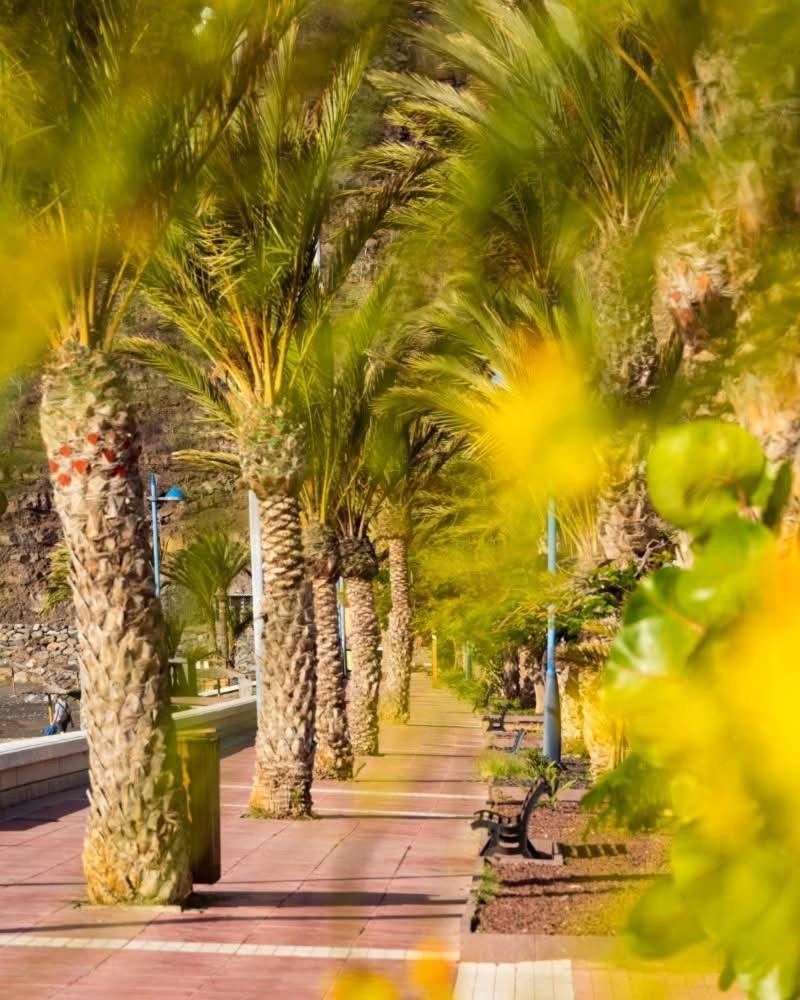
120, 336, 238, 432
173, 449, 242, 474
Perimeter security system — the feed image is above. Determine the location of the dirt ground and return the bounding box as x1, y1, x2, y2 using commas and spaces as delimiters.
0, 680, 81, 740
477, 786, 669, 936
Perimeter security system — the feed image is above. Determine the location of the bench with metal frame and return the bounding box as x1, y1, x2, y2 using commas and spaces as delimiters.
472, 779, 552, 859
498, 728, 526, 755
482, 702, 508, 732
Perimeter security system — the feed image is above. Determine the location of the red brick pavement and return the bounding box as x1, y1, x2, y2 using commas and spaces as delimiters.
0, 674, 484, 999
0, 675, 749, 998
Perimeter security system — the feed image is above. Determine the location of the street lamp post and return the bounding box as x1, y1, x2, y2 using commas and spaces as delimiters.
543, 499, 562, 763
149, 472, 185, 597
336, 577, 347, 671
248, 490, 265, 712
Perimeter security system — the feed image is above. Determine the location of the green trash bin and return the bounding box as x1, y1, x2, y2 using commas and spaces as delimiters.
177, 728, 221, 884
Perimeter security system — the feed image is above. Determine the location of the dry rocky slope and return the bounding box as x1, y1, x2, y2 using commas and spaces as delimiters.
0, 311, 241, 626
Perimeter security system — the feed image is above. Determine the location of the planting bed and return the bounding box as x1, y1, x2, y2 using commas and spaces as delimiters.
475, 775, 669, 936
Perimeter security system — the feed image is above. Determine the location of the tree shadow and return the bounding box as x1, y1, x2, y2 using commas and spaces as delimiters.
0, 794, 86, 831
559, 843, 629, 859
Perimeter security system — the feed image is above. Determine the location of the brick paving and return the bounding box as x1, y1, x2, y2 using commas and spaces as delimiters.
0, 673, 746, 998
0, 674, 484, 998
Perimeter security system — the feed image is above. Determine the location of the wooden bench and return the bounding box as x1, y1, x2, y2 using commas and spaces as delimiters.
482, 703, 508, 732
500, 729, 525, 755
472, 779, 551, 859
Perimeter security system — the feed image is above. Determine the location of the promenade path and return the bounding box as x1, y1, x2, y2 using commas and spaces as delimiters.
0, 672, 744, 999
0, 673, 486, 999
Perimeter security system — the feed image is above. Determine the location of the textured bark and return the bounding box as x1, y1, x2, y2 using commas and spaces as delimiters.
381, 536, 414, 724
239, 407, 316, 818
579, 664, 624, 780
585, 235, 662, 408
341, 536, 381, 756
311, 576, 354, 778
306, 523, 353, 780
557, 662, 583, 744
517, 643, 541, 710
501, 648, 520, 702
40, 343, 191, 905
727, 363, 800, 550
592, 433, 672, 572
248, 490, 316, 817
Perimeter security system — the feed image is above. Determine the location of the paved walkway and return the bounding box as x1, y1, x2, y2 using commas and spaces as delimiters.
0, 673, 744, 998
1, 674, 486, 999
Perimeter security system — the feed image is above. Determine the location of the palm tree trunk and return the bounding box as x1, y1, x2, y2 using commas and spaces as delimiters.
305, 519, 353, 780
518, 642, 541, 710
249, 489, 316, 817
595, 436, 668, 570
502, 647, 520, 702
40, 343, 191, 905
381, 536, 414, 724
217, 592, 232, 670
311, 575, 354, 779
340, 536, 381, 756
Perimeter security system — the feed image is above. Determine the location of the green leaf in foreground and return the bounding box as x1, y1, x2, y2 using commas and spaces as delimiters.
626, 877, 705, 959
647, 421, 765, 530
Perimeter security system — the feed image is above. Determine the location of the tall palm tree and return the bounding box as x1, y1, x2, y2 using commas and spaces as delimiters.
373, 0, 682, 569
128, 28, 426, 814
298, 279, 401, 778
0, 0, 283, 904
297, 271, 422, 756
614, 0, 800, 545
376, 422, 459, 723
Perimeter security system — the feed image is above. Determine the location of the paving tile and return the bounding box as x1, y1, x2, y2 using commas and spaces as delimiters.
7, 675, 733, 1000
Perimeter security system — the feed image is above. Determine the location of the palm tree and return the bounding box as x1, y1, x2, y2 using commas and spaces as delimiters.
297, 271, 422, 756
127, 28, 426, 814
615, 1, 800, 544
163, 530, 250, 674
376, 501, 414, 723
375, 421, 459, 723
373, 0, 682, 569
0, 0, 283, 904
297, 280, 396, 778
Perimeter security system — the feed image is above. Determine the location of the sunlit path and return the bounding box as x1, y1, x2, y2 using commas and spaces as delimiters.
0, 673, 484, 998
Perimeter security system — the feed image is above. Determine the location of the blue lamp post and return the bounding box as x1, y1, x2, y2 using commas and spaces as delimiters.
149, 472, 185, 597
543, 499, 561, 762
336, 577, 348, 670
248, 490, 265, 711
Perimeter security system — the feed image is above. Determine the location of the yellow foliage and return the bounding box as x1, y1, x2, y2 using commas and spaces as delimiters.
476, 338, 606, 507
329, 946, 455, 1000
330, 968, 399, 1000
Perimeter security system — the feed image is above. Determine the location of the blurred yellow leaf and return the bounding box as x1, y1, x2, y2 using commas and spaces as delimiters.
410, 946, 455, 1000
330, 968, 399, 1000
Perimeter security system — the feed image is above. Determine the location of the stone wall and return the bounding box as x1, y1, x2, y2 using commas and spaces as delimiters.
0, 623, 80, 691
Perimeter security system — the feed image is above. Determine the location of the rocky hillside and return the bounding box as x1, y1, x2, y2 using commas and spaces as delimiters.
0, 305, 245, 624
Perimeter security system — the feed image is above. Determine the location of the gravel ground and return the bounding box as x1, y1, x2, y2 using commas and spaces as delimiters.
477, 789, 669, 936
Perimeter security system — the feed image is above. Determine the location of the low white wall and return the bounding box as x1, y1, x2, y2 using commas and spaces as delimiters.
0, 697, 257, 812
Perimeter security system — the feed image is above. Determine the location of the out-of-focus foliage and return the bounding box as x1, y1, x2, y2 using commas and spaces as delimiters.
581, 752, 671, 833
603, 420, 800, 996
0, 0, 298, 362
330, 947, 455, 1000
